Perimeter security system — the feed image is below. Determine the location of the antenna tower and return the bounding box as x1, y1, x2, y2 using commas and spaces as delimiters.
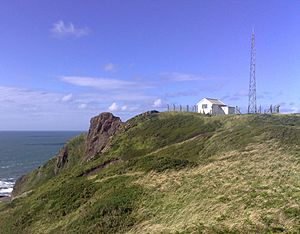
248, 30, 257, 114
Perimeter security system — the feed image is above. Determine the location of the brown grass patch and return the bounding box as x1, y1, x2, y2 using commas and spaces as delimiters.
129, 141, 300, 233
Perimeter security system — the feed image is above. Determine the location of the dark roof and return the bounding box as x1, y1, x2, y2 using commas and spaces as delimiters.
205, 98, 226, 105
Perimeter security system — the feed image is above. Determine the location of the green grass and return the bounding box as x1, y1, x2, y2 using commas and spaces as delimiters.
12, 134, 86, 197
1, 112, 300, 233
108, 112, 223, 160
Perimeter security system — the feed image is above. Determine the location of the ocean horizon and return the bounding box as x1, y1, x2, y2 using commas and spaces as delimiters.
0, 131, 82, 197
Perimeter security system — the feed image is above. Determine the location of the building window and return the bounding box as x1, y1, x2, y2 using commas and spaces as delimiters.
202, 104, 207, 109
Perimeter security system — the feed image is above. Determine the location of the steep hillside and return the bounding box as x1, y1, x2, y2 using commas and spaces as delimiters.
1, 112, 300, 233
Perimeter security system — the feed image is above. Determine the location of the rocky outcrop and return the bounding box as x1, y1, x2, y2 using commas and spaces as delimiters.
141, 110, 159, 116
84, 112, 123, 161
54, 146, 69, 174
12, 112, 122, 198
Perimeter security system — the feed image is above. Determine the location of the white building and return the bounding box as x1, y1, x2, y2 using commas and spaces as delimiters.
197, 98, 235, 115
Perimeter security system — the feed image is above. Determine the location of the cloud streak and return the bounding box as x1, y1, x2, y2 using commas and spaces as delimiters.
0, 86, 107, 129
0, 85, 161, 129
160, 72, 212, 82
50, 20, 89, 38
153, 99, 162, 108
78, 103, 87, 109
61, 93, 73, 102
60, 76, 150, 90
107, 102, 138, 112
103, 63, 116, 72
108, 102, 118, 111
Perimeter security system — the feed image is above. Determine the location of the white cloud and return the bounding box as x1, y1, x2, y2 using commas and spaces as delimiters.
50, 20, 89, 38
61, 93, 73, 102
280, 106, 300, 114
0, 86, 60, 107
108, 102, 118, 111
0, 86, 151, 114
103, 63, 116, 72
153, 99, 162, 108
60, 76, 142, 90
0, 85, 158, 130
290, 106, 300, 113
121, 105, 128, 111
160, 72, 209, 81
75, 92, 156, 103
78, 103, 87, 109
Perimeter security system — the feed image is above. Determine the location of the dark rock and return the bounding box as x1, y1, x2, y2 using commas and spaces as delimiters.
142, 110, 159, 116
55, 146, 69, 174
134, 110, 159, 120
84, 112, 123, 161
11, 175, 26, 198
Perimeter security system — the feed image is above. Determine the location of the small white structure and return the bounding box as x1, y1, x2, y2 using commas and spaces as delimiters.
197, 98, 235, 115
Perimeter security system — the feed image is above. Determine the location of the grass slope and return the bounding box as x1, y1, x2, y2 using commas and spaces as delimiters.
1, 112, 300, 233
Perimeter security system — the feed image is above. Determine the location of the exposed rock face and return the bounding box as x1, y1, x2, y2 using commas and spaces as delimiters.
55, 147, 69, 174
84, 112, 123, 161
11, 175, 26, 198
143, 110, 159, 115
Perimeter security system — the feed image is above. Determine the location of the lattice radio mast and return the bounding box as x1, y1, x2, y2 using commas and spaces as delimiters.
248, 30, 257, 114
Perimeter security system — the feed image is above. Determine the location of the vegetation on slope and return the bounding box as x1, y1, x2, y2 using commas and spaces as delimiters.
1, 112, 300, 233
12, 134, 86, 197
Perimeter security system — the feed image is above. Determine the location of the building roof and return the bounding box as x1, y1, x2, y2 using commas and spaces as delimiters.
197, 98, 226, 106
205, 98, 226, 105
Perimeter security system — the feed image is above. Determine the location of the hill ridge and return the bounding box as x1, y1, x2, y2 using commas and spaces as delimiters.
1, 112, 300, 233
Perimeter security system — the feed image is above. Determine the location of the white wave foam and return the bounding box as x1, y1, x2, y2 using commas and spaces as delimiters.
0, 179, 15, 197
0, 188, 13, 194
0, 166, 10, 169
0, 181, 14, 187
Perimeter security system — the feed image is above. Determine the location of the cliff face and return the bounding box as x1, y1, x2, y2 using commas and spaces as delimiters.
54, 146, 69, 174
13, 112, 123, 198
84, 112, 123, 161
54, 112, 122, 172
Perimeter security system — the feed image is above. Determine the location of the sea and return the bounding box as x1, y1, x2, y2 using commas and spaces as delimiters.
0, 131, 82, 197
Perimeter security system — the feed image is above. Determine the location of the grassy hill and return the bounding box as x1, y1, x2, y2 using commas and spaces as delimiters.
1, 112, 300, 233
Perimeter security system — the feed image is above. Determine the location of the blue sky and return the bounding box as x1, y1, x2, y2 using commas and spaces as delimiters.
0, 0, 299, 130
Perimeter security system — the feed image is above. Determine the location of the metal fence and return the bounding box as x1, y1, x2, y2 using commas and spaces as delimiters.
257, 104, 280, 114
166, 104, 199, 113
165, 104, 280, 115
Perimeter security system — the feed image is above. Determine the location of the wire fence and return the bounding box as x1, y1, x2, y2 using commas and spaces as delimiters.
166, 104, 199, 113
257, 105, 280, 114
164, 104, 280, 115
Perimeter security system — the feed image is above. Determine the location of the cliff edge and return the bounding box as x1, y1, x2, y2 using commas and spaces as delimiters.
13, 112, 123, 197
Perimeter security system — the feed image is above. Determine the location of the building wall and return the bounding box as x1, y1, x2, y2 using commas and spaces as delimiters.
221, 106, 236, 114
221, 106, 229, 114
197, 99, 236, 115
197, 99, 213, 114
228, 106, 236, 114
213, 105, 226, 115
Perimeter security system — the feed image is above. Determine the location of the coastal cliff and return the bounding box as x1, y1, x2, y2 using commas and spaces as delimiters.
12, 112, 122, 197
1, 112, 300, 233
84, 112, 123, 161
